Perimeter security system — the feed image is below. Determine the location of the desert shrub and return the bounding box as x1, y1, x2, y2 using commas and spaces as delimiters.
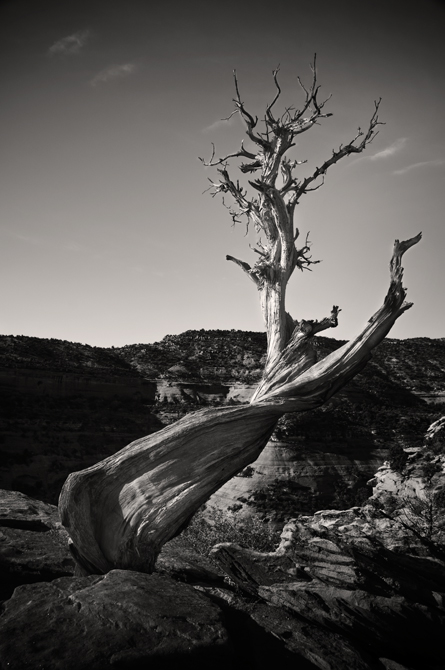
429, 440, 445, 455
370, 488, 445, 554
421, 460, 442, 482
400, 488, 445, 544
434, 487, 445, 508
368, 492, 399, 516
181, 507, 281, 555
331, 476, 371, 509
247, 479, 319, 519
227, 503, 242, 513
389, 443, 408, 472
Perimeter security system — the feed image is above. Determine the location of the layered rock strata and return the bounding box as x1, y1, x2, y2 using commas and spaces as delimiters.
1, 331, 443, 514
209, 417, 445, 668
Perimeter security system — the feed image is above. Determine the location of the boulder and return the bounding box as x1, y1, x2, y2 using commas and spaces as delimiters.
0, 570, 234, 670
0, 489, 74, 600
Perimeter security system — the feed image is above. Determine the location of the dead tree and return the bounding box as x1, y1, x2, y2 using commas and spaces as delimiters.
59, 61, 421, 575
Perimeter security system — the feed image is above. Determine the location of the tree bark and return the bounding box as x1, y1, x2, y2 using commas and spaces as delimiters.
59, 65, 422, 574
59, 234, 421, 575
60, 405, 280, 574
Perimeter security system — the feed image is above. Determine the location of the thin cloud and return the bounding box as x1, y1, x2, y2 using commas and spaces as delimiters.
368, 137, 407, 161
5, 229, 86, 253
203, 113, 239, 134
90, 63, 136, 87
48, 30, 91, 56
7, 230, 44, 246
393, 159, 445, 176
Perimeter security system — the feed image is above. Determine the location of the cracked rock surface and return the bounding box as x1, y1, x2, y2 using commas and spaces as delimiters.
0, 570, 234, 670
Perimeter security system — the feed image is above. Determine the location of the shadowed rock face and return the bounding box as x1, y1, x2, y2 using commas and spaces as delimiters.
0, 489, 75, 600
207, 429, 388, 520
208, 418, 445, 668
0, 335, 164, 503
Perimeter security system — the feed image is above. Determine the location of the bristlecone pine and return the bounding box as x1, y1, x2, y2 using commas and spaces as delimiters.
59, 60, 421, 575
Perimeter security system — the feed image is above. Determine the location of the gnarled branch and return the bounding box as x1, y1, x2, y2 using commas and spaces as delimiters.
290, 99, 383, 206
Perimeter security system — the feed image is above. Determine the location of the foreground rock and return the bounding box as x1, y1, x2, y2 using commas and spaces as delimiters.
0, 489, 74, 600
0, 494, 309, 670
0, 570, 235, 670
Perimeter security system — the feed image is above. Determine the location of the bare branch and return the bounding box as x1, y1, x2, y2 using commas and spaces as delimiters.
221, 197, 244, 228
233, 70, 272, 151
304, 175, 325, 193
265, 66, 282, 126
309, 305, 341, 335
292, 99, 383, 203
221, 109, 239, 122
199, 140, 257, 168
226, 254, 260, 285
290, 55, 333, 135
250, 244, 267, 257
239, 160, 262, 174
294, 231, 321, 271
383, 232, 423, 315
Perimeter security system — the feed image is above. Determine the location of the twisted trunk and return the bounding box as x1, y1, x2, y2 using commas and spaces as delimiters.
59, 66, 421, 575
60, 405, 280, 574
59, 235, 420, 575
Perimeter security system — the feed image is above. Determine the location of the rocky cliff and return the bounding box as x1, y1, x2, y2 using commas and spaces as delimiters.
116, 331, 444, 519
0, 335, 162, 502
1, 331, 443, 512
207, 415, 445, 668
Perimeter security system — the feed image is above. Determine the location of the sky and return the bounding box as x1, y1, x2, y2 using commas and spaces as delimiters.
1, 0, 444, 347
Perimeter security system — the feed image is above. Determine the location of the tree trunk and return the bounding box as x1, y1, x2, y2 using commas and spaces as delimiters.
60, 405, 280, 574
59, 65, 422, 575
59, 235, 421, 575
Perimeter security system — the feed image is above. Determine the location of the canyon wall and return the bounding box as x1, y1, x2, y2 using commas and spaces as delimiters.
1, 331, 444, 514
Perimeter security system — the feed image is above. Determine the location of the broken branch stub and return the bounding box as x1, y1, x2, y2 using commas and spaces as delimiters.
251, 233, 422, 405
59, 234, 421, 576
